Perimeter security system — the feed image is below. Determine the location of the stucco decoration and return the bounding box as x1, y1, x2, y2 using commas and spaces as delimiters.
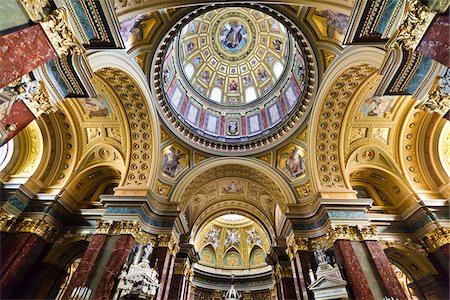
95, 68, 154, 188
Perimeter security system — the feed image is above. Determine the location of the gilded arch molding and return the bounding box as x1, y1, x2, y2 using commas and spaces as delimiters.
172, 157, 297, 210
88, 51, 160, 192
308, 46, 385, 196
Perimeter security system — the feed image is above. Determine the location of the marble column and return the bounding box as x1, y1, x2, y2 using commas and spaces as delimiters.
365, 241, 407, 299
0, 232, 50, 298
417, 12, 449, 67
162, 254, 175, 300
167, 260, 186, 300
0, 24, 56, 88
292, 251, 310, 299
429, 243, 449, 279
94, 235, 134, 299
62, 234, 107, 299
152, 246, 173, 300
334, 240, 374, 300
279, 265, 298, 300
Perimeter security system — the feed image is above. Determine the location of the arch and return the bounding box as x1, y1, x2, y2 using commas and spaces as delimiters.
0, 121, 44, 190
200, 244, 217, 266
223, 248, 243, 268
308, 46, 385, 195
173, 157, 296, 208
88, 50, 160, 192
249, 246, 267, 267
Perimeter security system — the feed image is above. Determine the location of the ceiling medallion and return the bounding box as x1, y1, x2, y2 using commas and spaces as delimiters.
152, 5, 316, 155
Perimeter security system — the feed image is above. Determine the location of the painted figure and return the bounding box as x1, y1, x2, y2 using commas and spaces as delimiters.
229, 80, 238, 92
225, 229, 240, 247
162, 146, 185, 177
283, 147, 306, 178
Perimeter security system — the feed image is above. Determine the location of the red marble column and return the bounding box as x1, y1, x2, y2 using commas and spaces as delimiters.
154, 247, 172, 300
365, 241, 407, 299
62, 234, 107, 300
418, 12, 449, 67
0, 233, 49, 298
162, 254, 175, 300
167, 271, 184, 300
290, 258, 302, 299
293, 251, 309, 299
0, 24, 56, 88
94, 234, 134, 300
0, 100, 36, 147
281, 276, 298, 300
334, 240, 374, 300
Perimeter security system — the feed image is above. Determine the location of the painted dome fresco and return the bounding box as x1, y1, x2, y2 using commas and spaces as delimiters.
153, 6, 316, 154
195, 214, 270, 270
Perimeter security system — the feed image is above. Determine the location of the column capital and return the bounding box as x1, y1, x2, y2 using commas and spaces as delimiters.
19, 0, 52, 22
40, 8, 84, 57
313, 225, 378, 249
0, 74, 56, 118
15, 218, 58, 242
95, 220, 157, 245
417, 70, 450, 116
389, 0, 436, 51
421, 227, 450, 253
286, 236, 308, 259
0, 211, 17, 232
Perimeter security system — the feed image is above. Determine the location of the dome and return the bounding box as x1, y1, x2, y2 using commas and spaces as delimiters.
153, 5, 316, 154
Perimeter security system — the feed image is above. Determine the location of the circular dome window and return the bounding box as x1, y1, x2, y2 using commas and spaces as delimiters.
153, 5, 316, 154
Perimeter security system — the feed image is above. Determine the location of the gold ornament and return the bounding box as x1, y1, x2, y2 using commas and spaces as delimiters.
19, 0, 51, 22
390, 0, 436, 50
40, 8, 84, 57
15, 219, 58, 242
417, 72, 450, 116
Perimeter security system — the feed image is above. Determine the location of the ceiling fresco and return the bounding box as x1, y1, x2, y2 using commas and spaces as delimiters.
156, 6, 315, 153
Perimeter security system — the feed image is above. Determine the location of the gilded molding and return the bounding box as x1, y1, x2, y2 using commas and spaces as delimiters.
421, 227, 450, 253
417, 71, 450, 116
390, 0, 436, 51
40, 8, 84, 57
15, 219, 58, 242
19, 0, 51, 22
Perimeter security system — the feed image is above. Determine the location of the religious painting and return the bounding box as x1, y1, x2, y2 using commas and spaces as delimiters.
223, 251, 243, 267
360, 96, 397, 116
120, 12, 157, 49
219, 21, 248, 52
204, 226, 221, 249
227, 119, 239, 135
79, 93, 113, 118
222, 180, 244, 194
250, 248, 266, 266
225, 229, 240, 247
161, 144, 188, 178
311, 9, 349, 40
246, 227, 263, 246
278, 145, 307, 179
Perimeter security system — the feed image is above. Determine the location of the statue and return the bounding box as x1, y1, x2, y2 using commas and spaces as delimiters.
142, 244, 153, 262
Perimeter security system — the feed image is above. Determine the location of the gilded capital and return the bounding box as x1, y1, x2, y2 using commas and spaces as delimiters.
358, 225, 378, 240
19, 0, 51, 22
95, 220, 156, 244
287, 236, 309, 259
0, 211, 16, 232
0, 74, 56, 119
421, 227, 450, 253
390, 0, 436, 50
418, 71, 450, 116
15, 219, 58, 242
40, 8, 84, 57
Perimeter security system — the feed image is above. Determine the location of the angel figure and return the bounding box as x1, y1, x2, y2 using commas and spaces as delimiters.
162, 146, 185, 177
282, 147, 306, 178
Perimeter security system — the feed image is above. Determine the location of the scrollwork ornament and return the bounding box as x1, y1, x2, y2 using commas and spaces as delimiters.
390, 0, 436, 50
40, 8, 84, 57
